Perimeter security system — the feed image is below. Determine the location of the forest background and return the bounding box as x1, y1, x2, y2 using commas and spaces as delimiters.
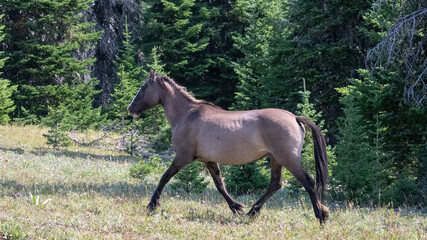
0, 0, 426, 207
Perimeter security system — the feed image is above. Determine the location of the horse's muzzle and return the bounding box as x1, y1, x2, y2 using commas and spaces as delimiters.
127, 105, 139, 117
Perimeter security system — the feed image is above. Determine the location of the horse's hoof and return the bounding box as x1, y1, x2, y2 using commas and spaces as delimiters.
230, 202, 245, 214
147, 201, 159, 211
246, 207, 260, 218
318, 204, 329, 224
321, 205, 330, 219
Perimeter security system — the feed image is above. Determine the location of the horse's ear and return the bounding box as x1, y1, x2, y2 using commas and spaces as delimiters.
149, 69, 156, 80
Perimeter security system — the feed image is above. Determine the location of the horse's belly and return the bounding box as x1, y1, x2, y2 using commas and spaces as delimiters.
195, 132, 268, 165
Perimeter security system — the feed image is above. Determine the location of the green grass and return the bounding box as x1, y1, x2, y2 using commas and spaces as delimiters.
1, 125, 426, 239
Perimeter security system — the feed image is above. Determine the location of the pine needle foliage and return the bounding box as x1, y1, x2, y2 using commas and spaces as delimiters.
0, 14, 16, 125
170, 162, 209, 194
109, 17, 146, 128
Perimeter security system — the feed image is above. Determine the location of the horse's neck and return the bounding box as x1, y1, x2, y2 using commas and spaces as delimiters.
161, 86, 194, 129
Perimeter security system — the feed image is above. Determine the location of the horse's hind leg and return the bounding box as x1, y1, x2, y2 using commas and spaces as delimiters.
285, 162, 329, 224
205, 162, 245, 214
247, 156, 283, 217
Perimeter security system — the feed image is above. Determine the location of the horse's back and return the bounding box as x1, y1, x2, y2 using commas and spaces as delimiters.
192, 108, 304, 165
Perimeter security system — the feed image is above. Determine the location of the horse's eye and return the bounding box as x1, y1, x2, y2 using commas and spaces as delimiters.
141, 84, 147, 90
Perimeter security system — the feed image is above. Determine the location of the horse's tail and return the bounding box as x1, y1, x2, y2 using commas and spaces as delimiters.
296, 116, 328, 202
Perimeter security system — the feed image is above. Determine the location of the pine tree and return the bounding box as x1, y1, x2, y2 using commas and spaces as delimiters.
284, 79, 336, 193
262, 0, 373, 143
0, 14, 16, 124
334, 68, 426, 205
110, 17, 145, 128
145, 47, 172, 152
1, 0, 102, 120
363, 0, 427, 105
296, 79, 325, 176
170, 161, 209, 194
334, 83, 377, 203
41, 81, 105, 149
0, 79, 16, 125
142, 0, 241, 107
142, 0, 208, 87
224, 160, 270, 196
231, 0, 283, 110
42, 105, 72, 149
147, 47, 168, 75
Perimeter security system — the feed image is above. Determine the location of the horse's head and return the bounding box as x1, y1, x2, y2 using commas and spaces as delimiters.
128, 69, 162, 116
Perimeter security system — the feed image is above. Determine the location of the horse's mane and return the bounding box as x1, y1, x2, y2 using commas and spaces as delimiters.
159, 75, 223, 110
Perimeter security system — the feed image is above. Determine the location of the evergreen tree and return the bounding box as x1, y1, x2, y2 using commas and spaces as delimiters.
109, 17, 145, 127
170, 162, 209, 194
296, 79, 326, 176
0, 79, 15, 125
224, 160, 270, 196
42, 82, 105, 149
334, 69, 426, 205
262, 0, 373, 143
145, 47, 172, 152
0, 14, 16, 124
231, 0, 283, 110
42, 105, 72, 149
285, 79, 336, 194
334, 83, 377, 203
0, 0, 102, 120
363, 0, 427, 105
142, 0, 241, 107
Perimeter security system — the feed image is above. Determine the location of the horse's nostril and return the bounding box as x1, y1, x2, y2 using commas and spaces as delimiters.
128, 105, 136, 115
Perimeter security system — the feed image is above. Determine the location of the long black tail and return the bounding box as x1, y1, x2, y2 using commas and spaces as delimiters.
296, 116, 328, 202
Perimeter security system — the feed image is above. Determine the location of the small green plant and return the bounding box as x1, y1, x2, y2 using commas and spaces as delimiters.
1, 220, 29, 240
170, 162, 209, 194
129, 154, 167, 180
43, 123, 71, 149
224, 159, 270, 196
26, 192, 52, 209
42, 105, 72, 149
21, 160, 32, 169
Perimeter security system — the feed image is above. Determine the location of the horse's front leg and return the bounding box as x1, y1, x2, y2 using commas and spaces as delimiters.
147, 153, 192, 211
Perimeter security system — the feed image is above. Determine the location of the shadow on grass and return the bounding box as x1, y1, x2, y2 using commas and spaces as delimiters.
1, 178, 302, 221
0, 146, 141, 163
0, 178, 158, 198
0, 147, 26, 155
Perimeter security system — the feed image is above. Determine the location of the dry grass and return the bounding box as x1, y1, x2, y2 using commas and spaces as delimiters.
0, 124, 132, 160
0, 125, 426, 239
0, 124, 49, 151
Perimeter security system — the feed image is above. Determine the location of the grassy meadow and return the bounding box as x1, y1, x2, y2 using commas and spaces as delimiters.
0, 125, 426, 239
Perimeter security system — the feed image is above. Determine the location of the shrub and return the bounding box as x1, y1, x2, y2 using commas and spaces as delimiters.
224, 159, 270, 196
170, 162, 209, 194
129, 154, 166, 180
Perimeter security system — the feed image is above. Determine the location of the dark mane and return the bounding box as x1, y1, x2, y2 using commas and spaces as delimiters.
159, 75, 223, 110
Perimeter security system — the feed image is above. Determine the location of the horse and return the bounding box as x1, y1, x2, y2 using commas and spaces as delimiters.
128, 69, 330, 223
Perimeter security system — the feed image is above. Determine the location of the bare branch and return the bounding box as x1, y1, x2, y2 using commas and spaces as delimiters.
366, 1, 427, 105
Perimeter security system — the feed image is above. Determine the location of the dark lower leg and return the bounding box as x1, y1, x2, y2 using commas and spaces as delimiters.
205, 162, 245, 214
247, 158, 283, 217
147, 162, 183, 210
289, 168, 329, 224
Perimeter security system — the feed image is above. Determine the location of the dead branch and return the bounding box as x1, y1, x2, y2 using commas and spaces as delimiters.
366, 0, 427, 105
68, 127, 110, 147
